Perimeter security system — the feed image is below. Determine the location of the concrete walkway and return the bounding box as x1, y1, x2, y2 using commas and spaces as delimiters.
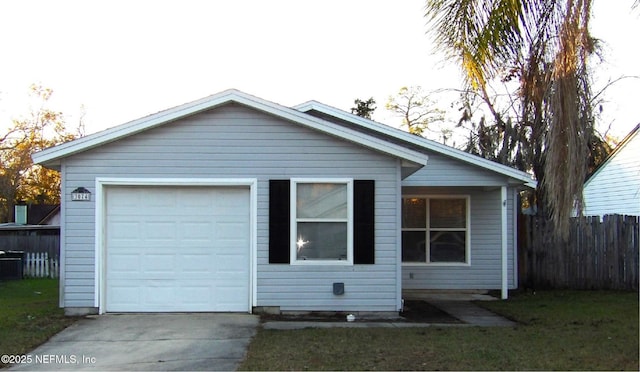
10, 313, 259, 371
263, 300, 516, 330
427, 300, 517, 327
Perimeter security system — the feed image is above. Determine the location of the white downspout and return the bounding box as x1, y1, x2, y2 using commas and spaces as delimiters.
501, 186, 508, 300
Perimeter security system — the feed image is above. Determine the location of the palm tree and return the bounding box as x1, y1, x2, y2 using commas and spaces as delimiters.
425, 0, 595, 239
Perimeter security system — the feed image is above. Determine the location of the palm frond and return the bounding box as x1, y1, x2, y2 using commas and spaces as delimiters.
543, 0, 594, 239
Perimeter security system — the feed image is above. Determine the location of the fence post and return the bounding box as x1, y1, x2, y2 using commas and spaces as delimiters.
23, 252, 30, 277
44, 252, 50, 278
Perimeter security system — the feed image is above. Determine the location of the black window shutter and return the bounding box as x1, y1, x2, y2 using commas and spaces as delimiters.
354, 180, 375, 264
269, 180, 290, 263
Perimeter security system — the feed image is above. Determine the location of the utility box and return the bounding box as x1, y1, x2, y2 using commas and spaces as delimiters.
0, 251, 24, 280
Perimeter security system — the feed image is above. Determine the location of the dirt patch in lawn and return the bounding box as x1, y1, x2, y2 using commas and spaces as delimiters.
259, 300, 461, 324
261, 311, 353, 322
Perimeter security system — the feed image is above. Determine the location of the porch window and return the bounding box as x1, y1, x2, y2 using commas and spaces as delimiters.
402, 196, 470, 264
291, 179, 353, 264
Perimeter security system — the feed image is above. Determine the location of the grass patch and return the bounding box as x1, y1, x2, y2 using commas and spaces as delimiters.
0, 279, 79, 368
240, 291, 639, 370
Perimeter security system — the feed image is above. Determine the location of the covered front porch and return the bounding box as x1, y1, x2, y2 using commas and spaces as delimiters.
399, 186, 515, 299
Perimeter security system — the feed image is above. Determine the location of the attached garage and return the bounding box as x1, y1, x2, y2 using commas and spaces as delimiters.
99, 181, 255, 313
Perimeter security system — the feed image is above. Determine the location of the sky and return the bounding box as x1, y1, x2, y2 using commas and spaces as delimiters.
1, 0, 638, 141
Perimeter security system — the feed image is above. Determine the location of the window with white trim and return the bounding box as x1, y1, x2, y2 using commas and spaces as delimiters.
402, 196, 470, 264
291, 179, 353, 264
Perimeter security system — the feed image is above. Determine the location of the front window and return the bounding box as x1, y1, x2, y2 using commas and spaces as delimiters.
291, 179, 353, 264
402, 196, 470, 264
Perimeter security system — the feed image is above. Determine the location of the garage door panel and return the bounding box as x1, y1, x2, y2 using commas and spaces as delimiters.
107, 283, 140, 307
142, 254, 175, 274
109, 254, 140, 274
105, 186, 250, 312
179, 286, 213, 305
144, 285, 174, 305
216, 255, 249, 272
183, 222, 215, 240
144, 191, 178, 208
108, 190, 142, 208
180, 191, 213, 207
216, 287, 247, 310
181, 254, 213, 273
217, 221, 249, 237
109, 221, 142, 240
143, 222, 178, 241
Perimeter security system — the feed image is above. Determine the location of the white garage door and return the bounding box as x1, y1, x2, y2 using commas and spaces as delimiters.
105, 186, 250, 312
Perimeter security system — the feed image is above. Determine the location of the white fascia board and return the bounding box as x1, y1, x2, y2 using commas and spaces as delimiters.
295, 100, 537, 188
33, 89, 428, 169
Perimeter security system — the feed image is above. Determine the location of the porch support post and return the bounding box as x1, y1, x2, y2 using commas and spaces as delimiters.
501, 186, 508, 299
396, 160, 404, 311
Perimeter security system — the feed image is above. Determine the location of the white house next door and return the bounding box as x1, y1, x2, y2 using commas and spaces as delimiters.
104, 186, 250, 312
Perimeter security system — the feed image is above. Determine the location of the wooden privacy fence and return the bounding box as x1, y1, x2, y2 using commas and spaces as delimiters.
23, 252, 59, 278
0, 226, 59, 258
519, 214, 639, 290
0, 226, 60, 279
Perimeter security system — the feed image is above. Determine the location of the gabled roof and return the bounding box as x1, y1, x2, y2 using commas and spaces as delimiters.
32, 89, 428, 175
294, 100, 536, 188
584, 123, 640, 187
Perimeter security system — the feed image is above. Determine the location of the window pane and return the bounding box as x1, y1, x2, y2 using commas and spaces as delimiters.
429, 231, 466, 263
297, 183, 347, 219
430, 199, 466, 228
402, 231, 426, 262
296, 222, 347, 260
402, 198, 426, 228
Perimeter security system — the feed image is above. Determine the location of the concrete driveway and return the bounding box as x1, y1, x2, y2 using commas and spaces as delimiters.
10, 313, 259, 371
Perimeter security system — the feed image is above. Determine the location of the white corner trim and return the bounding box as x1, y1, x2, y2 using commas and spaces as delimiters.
59, 164, 67, 308
501, 186, 508, 300
94, 177, 258, 314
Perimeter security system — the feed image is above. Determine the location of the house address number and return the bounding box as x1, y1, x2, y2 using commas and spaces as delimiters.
71, 187, 91, 201
72, 193, 91, 201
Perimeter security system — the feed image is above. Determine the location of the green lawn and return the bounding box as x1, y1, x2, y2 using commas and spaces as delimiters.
0, 279, 79, 368
240, 291, 639, 371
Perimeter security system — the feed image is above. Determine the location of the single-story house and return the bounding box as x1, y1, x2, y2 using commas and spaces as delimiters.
583, 123, 639, 216
33, 89, 535, 315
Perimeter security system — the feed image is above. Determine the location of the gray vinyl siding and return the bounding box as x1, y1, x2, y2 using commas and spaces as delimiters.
400, 186, 517, 290
403, 152, 510, 187
60, 103, 401, 311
